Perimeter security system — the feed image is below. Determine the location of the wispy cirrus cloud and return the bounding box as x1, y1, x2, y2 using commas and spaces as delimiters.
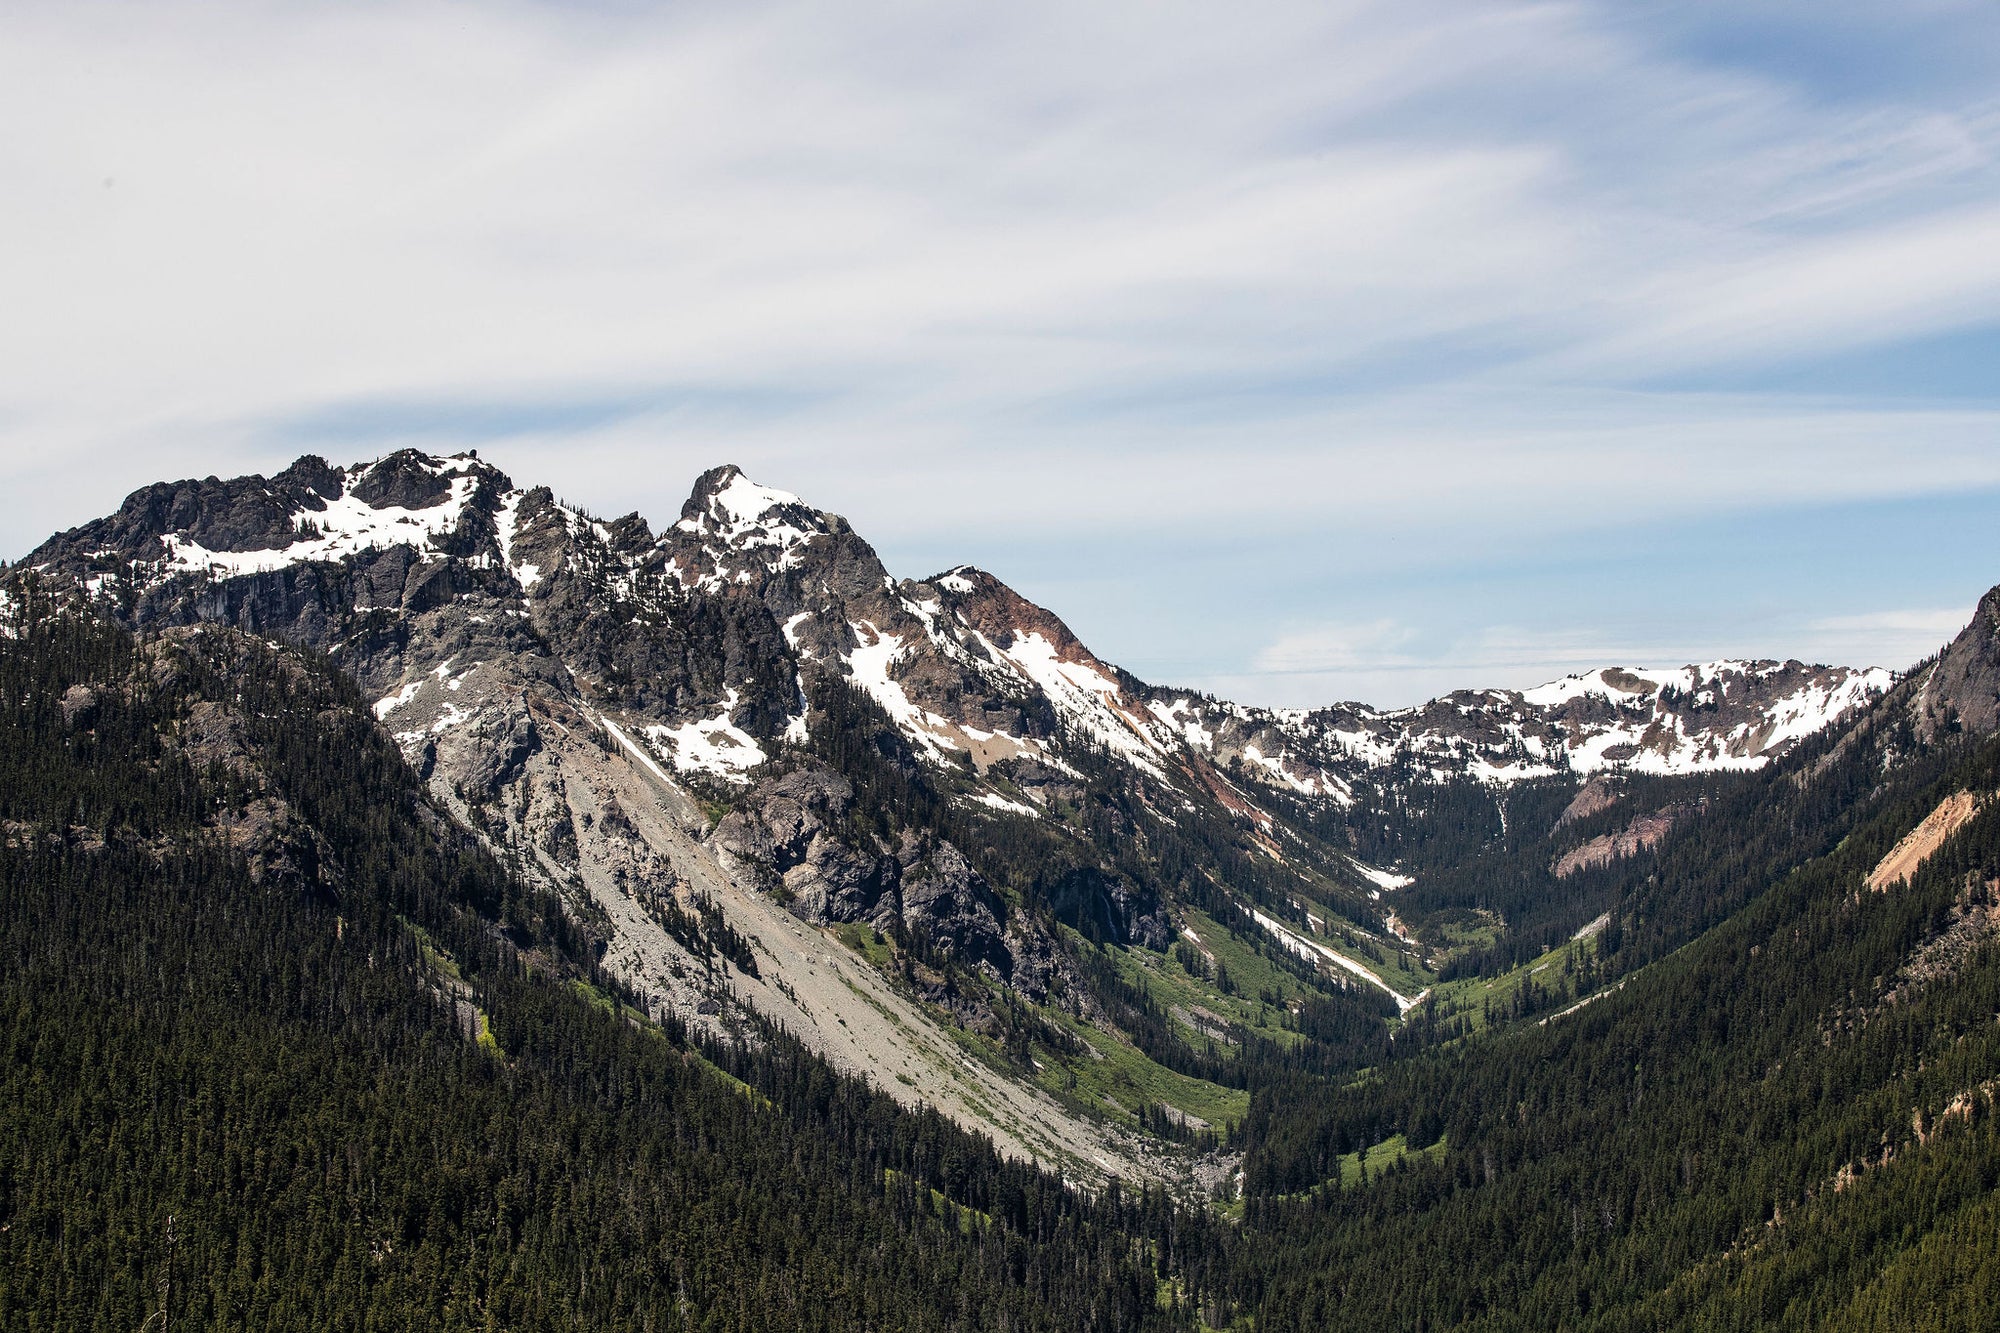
1252, 621, 1425, 677
1797, 607, 1973, 668
1232, 621, 1682, 709
3, 0, 1998, 707
1222, 608, 1975, 710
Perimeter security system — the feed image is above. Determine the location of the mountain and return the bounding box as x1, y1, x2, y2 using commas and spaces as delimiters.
2, 448, 1895, 1184
8, 449, 2000, 1330
1232, 639, 2000, 1332
0, 610, 1190, 1331
18, 451, 1883, 794
1918, 583, 2000, 741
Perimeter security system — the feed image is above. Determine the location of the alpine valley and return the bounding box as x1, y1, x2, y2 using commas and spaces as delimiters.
5, 449, 2000, 1330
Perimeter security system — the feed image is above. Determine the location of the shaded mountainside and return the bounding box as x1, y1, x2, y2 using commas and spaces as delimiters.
1918, 582, 2000, 742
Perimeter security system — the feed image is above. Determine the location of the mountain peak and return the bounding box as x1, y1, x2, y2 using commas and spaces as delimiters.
346, 448, 500, 511
680, 464, 803, 522
15, 452, 1904, 798
929, 565, 992, 596
667, 465, 833, 584
1917, 585, 2000, 741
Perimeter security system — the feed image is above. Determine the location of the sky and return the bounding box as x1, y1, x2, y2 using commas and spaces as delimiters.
3, 0, 1999, 707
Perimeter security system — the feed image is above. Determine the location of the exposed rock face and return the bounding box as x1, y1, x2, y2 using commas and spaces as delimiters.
1552, 808, 1685, 879
59, 684, 99, 727
81, 455, 343, 560
1917, 586, 2000, 742
447, 695, 542, 801
712, 770, 1028, 998
715, 769, 900, 928
1866, 791, 1987, 892
896, 833, 1017, 983
1556, 776, 1622, 830
1884, 873, 2000, 1005
1043, 865, 1171, 951
348, 450, 453, 511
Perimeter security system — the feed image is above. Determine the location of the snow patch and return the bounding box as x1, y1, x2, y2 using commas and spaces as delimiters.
373, 681, 423, 720
984, 630, 1168, 780
430, 702, 472, 734
1147, 697, 1214, 751
491, 490, 541, 591
599, 717, 679, 790
641, 689, 769, 784
1520, 667, 1662, 707
968, 791, 1039, 817
676, 471, 821, 571
711, 472, 803, 527
1240, 743, 1351, 802
1572, 912, 1612, 941
1251, 909, 1419, 1011
1349, 857, 1414, 891
158, 471, 480, 580
844, 622, 963, 759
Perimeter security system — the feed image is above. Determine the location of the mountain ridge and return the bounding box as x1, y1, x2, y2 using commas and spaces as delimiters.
11, 448, 2000, 1329
10, 448, 1893, 792
0, 447, 1922, 1185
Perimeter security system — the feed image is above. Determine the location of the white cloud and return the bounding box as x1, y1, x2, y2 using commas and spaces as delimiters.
1562, 201, 2000, 376
1252, 620, 1421, 674
1798, 606, 1972, 669
1219, 610, 1977, 711
4, 4, 1999, 490
4, 0, 1998, 699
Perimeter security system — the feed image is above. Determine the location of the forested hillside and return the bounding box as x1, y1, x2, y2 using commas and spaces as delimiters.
5, 528, 2000, 1330
0, 609, 1203, 1331
1223, 684, 2000, 1330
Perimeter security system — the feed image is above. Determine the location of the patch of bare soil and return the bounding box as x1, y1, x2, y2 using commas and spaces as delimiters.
1867, 791, 1985, 891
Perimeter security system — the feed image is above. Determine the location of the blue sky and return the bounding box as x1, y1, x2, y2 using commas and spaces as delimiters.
3, 0, 1998, 705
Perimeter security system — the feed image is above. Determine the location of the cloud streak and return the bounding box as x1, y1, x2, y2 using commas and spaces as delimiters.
1225, 608, 1974, 710
3, 0, 1998, 707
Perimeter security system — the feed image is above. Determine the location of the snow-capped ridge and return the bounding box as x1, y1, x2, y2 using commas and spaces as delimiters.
668, 464, 832, 586
151, 452, 497, 581
18, 448, 1895, 807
